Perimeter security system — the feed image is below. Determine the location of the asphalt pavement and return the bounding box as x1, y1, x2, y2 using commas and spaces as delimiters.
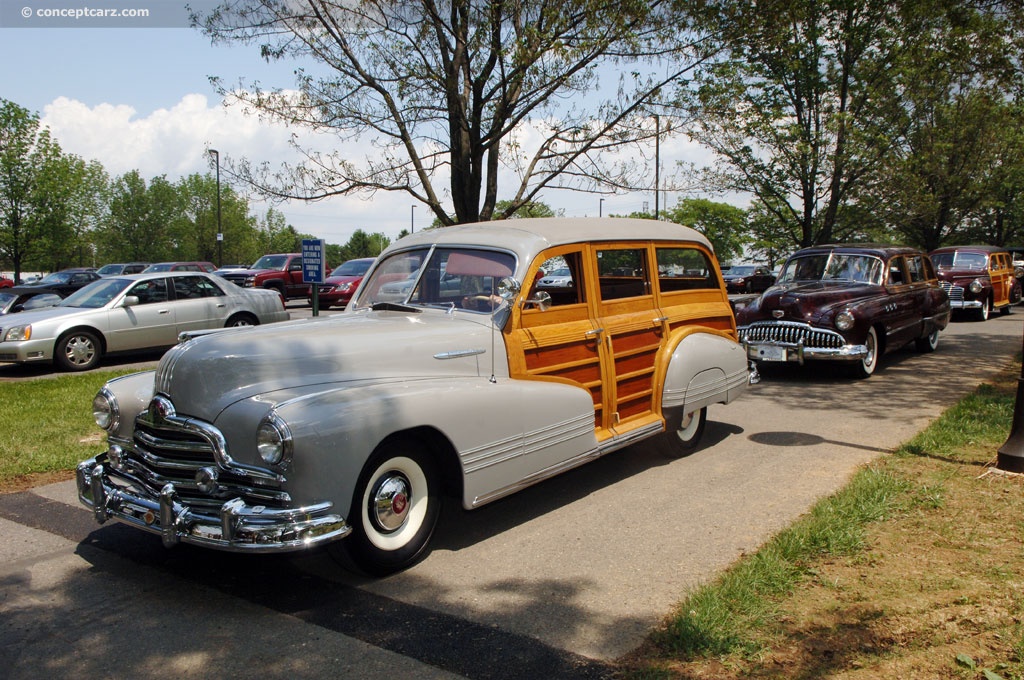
1, 308, 1022, 678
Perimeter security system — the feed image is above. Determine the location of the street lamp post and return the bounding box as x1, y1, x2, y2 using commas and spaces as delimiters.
209, 149, 222, 267
411, 204, 416, 233
599, 198, 605, 217
654, 115, 660, 220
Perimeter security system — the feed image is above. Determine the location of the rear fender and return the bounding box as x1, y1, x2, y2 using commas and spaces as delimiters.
661, 330, 749, 414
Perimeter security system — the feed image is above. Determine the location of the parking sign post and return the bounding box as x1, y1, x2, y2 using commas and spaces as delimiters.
302, 239, 326, 317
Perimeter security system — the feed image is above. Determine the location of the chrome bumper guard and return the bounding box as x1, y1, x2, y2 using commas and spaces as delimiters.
76, 456, 351, 553
949, 300, 982, 310
741, 338, 868, 365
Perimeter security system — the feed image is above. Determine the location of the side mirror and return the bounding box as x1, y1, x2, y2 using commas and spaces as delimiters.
122, 295, 140, 307
496, 276, 520, 300
523, 290, 552, 312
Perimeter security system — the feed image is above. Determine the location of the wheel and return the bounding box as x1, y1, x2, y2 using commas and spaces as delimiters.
915, 328, 940, 353
340, 436, 441, 576
55, 329, 101, 371
978, 298, 991, 321
850, 326, 879, 379
652, 407, 707, 458
225, 313, 258, 327
1001, 301, 1012, 316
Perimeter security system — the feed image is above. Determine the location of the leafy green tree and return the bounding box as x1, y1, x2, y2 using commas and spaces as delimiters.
100, 171, 179, 264
170, 173, 255, 265
254, 207, 303, 254
676, 0, 924, 247
662, 198, 749, 264
34, 155, 108, 271
194, 0, 708, 225
0, 99, 64, 280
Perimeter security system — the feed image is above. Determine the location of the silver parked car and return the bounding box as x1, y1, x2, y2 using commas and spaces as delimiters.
0, 272, 289, 371
77, 218, 755, 575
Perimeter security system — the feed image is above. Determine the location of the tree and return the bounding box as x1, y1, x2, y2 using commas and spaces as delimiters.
663, 198, 748, 264
0, 99, 64, 280
677, 0, 925, 247
34, 154, 108, 271
194, 0, 710, 225
170, 173, 255, 265
100, 171, 180, 264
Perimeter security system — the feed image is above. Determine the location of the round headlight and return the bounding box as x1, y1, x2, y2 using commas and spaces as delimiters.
92, 388, 119, 432
256, 414, 292, 467
969, 279, 984, 294
835, 310, 855, 331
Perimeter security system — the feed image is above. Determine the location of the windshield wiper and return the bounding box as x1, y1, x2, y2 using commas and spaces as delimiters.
369, 301, 421, 313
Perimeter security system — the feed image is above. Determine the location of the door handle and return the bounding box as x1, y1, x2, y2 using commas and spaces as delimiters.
585, 328, 604, 338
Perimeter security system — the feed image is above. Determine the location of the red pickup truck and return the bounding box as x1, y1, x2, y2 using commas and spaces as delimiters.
218, 253, 310, 300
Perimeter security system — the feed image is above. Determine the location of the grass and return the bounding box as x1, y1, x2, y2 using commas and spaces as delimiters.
0, 369, 135, 490
623, 371, 1024, 679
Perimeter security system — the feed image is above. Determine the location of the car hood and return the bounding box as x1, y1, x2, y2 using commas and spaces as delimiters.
324, 275, 362, 285
153, 308, 500, 417
0, 304, 100, 327
737, 281, 878, 325
936, 268, 988, 282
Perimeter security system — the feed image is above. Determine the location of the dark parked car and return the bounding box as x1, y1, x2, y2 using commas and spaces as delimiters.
96, 262, 152, 276
310, 257, 375, 308
723, 264, 776, 294
735, 244, 951, 378
929, 245, 1021, 321
25, 268, 102, 296
142, 261, 217, 273
0, 287, 63, 315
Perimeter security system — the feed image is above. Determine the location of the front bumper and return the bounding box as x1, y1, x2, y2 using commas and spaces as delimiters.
77, 456, 351, 552
743, 340, 869, 364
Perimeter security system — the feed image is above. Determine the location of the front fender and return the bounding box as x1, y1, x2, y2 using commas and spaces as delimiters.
662, 330, 749, 413
261, 376, 597, 514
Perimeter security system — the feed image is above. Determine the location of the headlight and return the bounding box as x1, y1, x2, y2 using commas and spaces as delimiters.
969, 279, 984, 294
3, 324, 31, 342
243, 276, 256, 287
256, 413, 293, 467
92, 388, 119, 432
835, 310, 855, 331
337, 282, 353, 293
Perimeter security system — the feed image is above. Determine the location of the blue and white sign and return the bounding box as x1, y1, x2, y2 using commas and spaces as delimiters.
301, 238, 326, 284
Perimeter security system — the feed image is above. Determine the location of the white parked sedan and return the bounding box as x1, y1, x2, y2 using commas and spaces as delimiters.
0, 271, 289, 371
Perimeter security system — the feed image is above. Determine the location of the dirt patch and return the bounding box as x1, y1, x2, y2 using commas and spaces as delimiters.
1, 469, 75, 494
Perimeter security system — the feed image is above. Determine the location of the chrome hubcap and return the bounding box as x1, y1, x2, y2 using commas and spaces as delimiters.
67, 336, 94, 365
370, 472, 411, 533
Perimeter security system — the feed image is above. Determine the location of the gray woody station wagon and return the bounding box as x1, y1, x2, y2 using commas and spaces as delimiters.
78, 218, 756, 575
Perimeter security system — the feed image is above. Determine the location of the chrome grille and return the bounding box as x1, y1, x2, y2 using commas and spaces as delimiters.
128, 412, 287, 511
740, 321, 845, 349
939, 281, 964, 303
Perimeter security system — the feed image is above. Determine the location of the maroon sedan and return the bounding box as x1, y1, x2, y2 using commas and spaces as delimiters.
309, 257, 375, 308
735, 244, 951, 378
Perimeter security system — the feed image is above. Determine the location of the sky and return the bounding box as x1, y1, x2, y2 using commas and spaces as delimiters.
0, 0, 722, 246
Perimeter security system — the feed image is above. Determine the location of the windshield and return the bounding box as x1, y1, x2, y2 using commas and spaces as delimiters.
728, 266, 756, 275
354, 247, 516, 311
252, 255, 288, 270
332, 259, 373, 277
38, 271, 73, 284
777, 253, 884, 286
931, 251, 987, 270
96, 264, 122, 275
60, 278, 131, 308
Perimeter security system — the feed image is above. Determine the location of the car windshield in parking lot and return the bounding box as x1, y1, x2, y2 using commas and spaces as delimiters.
59, 278, 133, 308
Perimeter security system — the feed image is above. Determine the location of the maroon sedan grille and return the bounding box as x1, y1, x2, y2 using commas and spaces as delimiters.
938, 282, 964, 303
740, 321, 845, 349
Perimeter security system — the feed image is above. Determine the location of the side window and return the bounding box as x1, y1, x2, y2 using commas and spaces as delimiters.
536, 252, 584, 306
128, 278, 169, 304
907, 255, 925, 283
656, 247, 719, 291
289, 259, 303, 272
596, 248, 648, 300
888, 258, 905, 285
174, 276, 225, 299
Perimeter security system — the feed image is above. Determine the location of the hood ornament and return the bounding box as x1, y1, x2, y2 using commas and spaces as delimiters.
772, 309, 785, 319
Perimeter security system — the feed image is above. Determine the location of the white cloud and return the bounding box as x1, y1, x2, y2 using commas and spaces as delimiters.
36, 93, 738, 245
